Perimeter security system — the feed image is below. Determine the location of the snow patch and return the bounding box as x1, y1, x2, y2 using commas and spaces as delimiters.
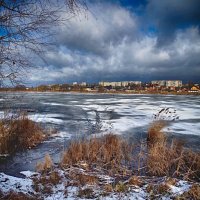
29, 114, 64, 124
0, 173, 33, 194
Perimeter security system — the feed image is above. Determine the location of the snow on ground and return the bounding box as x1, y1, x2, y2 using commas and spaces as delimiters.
0, 173, 34, 194
20, 171, 39, 178
0, 171, 193, 200
169, 180, 191, 195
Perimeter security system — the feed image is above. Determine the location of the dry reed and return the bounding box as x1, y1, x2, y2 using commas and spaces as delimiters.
60, 121, 200, 183
61, 134, 133, 175
147, 121, 200, 181
0, 112, 47, 154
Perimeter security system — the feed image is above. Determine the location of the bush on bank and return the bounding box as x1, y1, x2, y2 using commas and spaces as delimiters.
0, 112, 47, 155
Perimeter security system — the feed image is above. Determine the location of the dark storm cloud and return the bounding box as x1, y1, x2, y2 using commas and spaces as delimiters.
27, 1, 200, 85
145, 0, 200, 46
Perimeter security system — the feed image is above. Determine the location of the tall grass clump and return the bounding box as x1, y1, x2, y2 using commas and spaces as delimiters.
61, 134, 133, 175
60, 122, 200, 181
147, 121, 200, 181
0, 112, 47, 155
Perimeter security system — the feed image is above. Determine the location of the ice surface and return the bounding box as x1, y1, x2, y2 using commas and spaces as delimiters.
27, 94, 200, 136
1, 93, 200, 137
29, 114, 64, 124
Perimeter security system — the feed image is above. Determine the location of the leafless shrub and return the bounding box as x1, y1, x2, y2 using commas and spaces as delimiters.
0, 0, 86, 86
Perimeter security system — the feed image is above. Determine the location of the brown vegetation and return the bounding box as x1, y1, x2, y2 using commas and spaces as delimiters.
61, 134, 133, 176
146, 183, 170, 199
147, 121, 167, 147
127, 176, 144, 187
2, 121, 200, 199
32, 170, 62, 195
36, 154, 54, 173
0, 112, 48, 154
115, 181, 128, 193
147, 121, 200, 181
69, 173, 98, 186
60, 123, 200, 183
77, 187, 95, 199
0, 191, 38, 200
33, 154, 62, 194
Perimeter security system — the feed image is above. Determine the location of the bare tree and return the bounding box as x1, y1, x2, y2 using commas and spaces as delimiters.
0, 0, 86, 86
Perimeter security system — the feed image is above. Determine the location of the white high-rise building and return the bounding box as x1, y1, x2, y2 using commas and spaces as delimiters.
166, 80, 182, 87
151, 80, 182, 87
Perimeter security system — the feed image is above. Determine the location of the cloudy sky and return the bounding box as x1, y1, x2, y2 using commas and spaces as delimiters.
28, 0, 200, 85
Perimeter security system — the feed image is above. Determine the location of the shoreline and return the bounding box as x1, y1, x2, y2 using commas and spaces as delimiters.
0, 90, 199, 96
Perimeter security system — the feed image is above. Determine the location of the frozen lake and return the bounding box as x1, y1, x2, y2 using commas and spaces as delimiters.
0, 92, 200, 176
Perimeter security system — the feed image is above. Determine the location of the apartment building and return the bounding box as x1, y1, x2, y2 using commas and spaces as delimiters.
100, 81, 142, 87
165, 80, 182, 87
99, 82, 121, 87
151, 80, 166, 86
151, 80, 182, 87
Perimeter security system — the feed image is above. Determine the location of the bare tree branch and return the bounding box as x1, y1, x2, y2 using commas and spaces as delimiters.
0, 0, 86, 87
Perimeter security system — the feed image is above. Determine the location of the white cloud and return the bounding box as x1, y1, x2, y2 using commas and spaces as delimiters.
27, 4, 200, 85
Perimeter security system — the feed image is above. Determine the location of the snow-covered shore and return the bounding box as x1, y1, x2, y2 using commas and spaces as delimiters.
0, 169, 195, 200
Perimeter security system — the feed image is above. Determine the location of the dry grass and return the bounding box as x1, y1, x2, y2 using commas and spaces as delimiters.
60, 125, 200, 182
146, 121, 200, 181
165, 177, 178, 186
0, 191, 38, 200
0, 112, 47, 154
61, 134, 133, 175
127, 176, 144, 187
115, 181, 128, 193
103, 184, 113, 193
147, 121, 167, 148
32, 170, 62, 195
146, 183, 170, 199
33, 154, 62, 194
69, 173, 99, 186
36, 154, 54, 173
77, 187, 95, 199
